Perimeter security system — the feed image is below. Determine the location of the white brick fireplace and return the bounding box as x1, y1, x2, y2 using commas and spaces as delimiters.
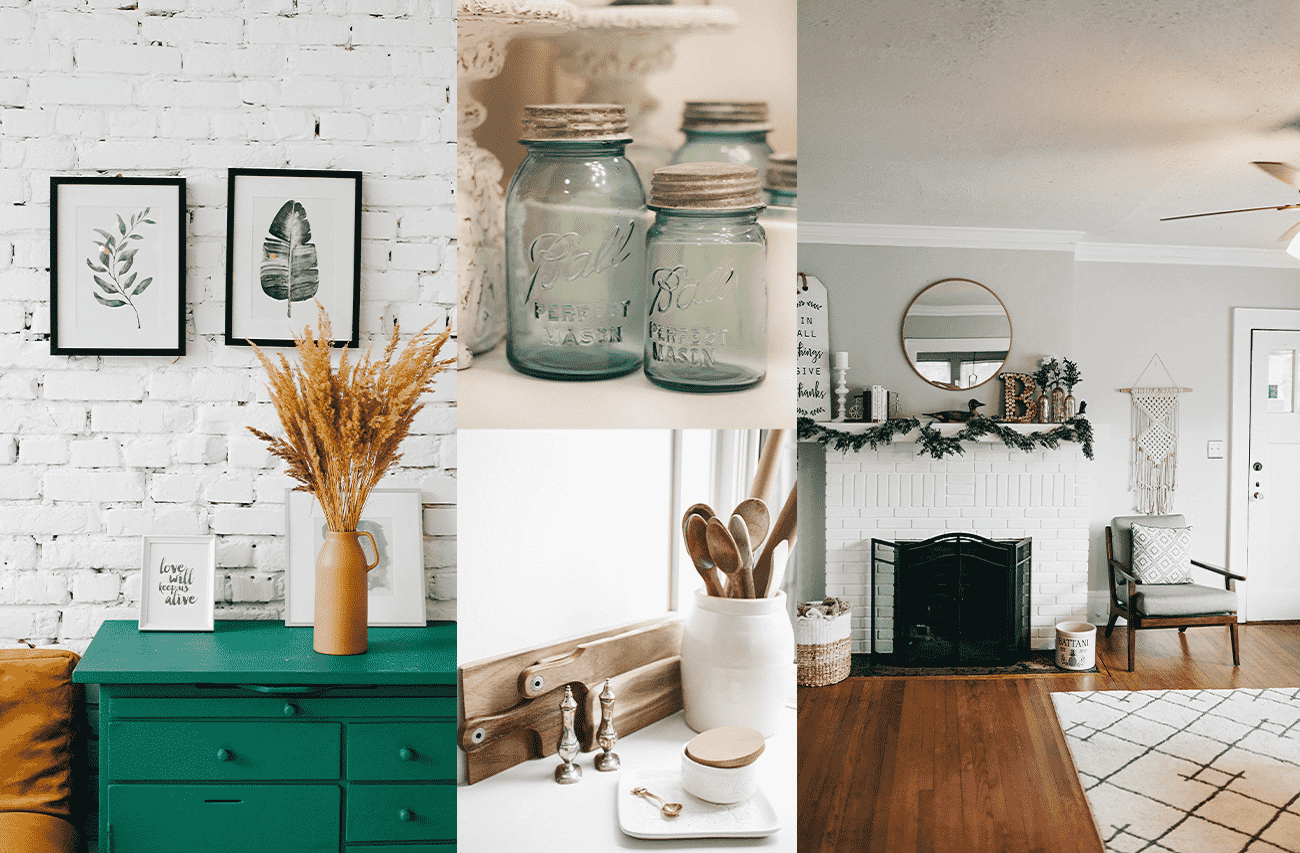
823, 437, 1091, 654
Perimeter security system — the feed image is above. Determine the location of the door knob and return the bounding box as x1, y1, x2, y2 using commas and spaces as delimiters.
216, 748, 232, 761
1253, 491, 1264, 500
282, 703, 297, 716
399, 809, 415, 822
1254, 462, 1263, 471
398, 747, 416, 761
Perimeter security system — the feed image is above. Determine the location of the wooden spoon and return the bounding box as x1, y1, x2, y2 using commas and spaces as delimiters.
705, 517, 742, 598
685, 513, 725, 597
728, 513, 756, 599
683, 502, 715, 524
732, 497, 770, 551
753, 483, 797, 598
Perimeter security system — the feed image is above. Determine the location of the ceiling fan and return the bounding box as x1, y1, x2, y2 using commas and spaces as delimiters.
1161, 161, 1300, 251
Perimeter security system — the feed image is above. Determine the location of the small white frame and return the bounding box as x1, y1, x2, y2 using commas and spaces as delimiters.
139, 536, 216, 632
285, 488, 426, 627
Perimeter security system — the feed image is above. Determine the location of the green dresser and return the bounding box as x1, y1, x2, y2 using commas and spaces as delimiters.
73, 620, 456, 853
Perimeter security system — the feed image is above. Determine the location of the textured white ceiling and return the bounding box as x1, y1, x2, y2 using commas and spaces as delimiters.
800, 0, 1300, 248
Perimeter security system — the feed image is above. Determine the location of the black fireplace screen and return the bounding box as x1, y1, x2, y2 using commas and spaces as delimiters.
870, 533, 1031, 666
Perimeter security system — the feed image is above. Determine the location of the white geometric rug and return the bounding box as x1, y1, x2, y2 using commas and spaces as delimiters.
1051, 689, 1300, 853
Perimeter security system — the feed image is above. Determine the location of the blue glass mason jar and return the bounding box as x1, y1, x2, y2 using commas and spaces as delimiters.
504, 104, 647, 380
644, 163, 767, 392
763, 151, 796, 211
669, 102, 774, 185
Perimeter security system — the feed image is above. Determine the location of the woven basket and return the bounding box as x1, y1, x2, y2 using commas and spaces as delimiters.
795, 603, 851, 687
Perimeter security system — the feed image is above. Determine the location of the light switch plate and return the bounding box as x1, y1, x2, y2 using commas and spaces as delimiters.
1207, 440, 1225, 459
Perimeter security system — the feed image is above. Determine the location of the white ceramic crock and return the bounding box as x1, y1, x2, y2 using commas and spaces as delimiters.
680, 589, 794, 736
680, 750, 761, 804
1055, 621, 1096, 671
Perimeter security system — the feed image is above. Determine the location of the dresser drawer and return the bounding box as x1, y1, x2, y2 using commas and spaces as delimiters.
347, 722, 455, 781
108, 721, 340, 781
345, 784, 455, 842
111, 696, 455, 720
108, 784, 339, 853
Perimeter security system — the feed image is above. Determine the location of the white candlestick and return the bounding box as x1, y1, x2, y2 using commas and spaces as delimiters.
833, 365, 849, 422
833, 351, 849, 369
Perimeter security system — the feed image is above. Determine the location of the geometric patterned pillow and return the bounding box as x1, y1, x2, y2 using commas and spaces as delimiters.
1130, 523, 1193, 584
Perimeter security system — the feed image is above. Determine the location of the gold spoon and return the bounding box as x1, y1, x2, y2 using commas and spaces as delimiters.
632, 787, 683, 819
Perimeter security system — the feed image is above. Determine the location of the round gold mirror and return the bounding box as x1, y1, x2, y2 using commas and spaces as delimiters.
901, 278, 1011, 390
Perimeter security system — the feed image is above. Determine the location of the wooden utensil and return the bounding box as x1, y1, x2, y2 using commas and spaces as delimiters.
746, 429, 787, 504
752, 482, 797, 598
459, 616, 679, 784
732, 497, 770, 551
706, 516, 742, 597
461, 655, 684, 755
580, 655, 682, 751
728, 513, 756, 599
683, 502, 715, 523
517, 620, 683, 699
685, 513, 725, 597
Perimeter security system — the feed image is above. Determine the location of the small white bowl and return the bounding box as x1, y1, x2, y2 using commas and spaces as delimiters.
680, 750, 760, 804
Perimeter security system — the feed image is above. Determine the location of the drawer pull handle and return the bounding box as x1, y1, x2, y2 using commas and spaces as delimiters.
399, 747, 416, 761
216, 748, 233, 762
399, 809, 415, 822
235, 684, 327, 695
283, 703, 298, 717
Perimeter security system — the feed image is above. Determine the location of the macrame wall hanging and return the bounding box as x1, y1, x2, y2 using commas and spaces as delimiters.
1121, 354, 1191, 514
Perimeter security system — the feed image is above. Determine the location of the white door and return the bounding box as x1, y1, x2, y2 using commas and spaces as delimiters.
1246, 329, 1300, 620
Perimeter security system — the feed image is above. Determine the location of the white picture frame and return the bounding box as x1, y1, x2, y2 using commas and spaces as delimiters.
285, 488, 426, 627
139, 536, 216, 632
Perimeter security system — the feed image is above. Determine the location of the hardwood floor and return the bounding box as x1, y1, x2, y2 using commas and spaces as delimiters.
797, 622, 1300, 853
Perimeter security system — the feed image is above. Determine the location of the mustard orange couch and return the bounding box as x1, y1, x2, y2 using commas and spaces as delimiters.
0, 649, 82, 853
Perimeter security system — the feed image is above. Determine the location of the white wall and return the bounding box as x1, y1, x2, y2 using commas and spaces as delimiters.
0, 1, 458, 651
457, 429, 675, 663
796, 240, 1300, 602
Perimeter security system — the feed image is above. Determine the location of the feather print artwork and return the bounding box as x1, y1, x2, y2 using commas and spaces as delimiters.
260, 199, 320, 317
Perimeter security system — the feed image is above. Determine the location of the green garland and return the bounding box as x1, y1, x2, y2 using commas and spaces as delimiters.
798, 415, 1094, 461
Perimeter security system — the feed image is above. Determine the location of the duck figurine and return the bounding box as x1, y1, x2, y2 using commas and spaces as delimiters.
923, 398, 985, 423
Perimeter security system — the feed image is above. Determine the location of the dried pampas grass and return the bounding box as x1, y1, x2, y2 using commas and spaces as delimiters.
248, 303, 453, 532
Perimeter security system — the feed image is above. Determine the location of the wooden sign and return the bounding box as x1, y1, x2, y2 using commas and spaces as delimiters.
798, 274, 831, 421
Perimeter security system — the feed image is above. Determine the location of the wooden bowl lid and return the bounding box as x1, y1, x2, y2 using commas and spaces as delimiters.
684, 726, 765, 769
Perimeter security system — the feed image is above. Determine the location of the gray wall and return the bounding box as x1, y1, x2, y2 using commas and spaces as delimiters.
797, 241, 1300, 607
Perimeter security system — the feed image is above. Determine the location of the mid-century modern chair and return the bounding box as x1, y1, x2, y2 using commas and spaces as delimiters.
1104, 514, 1243, 672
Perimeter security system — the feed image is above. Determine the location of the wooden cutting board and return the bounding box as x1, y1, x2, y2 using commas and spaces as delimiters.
458, 616, 683, 784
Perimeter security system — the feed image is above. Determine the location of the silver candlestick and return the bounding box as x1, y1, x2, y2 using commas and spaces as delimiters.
833, 365, 849, 422
554, 685, 582, 784
594, 678, 620, 771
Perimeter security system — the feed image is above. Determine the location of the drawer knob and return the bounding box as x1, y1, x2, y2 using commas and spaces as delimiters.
398, 747, 416, 761
282, 703, 297, 717
216, 748, 233, 762
399, 809, 415, 822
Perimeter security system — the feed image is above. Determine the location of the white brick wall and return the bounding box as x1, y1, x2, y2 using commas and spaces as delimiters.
824, 443, 1091, 654
0, 0, 457, 651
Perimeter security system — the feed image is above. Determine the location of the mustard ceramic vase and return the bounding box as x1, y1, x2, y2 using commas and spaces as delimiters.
313, 530, 378, 655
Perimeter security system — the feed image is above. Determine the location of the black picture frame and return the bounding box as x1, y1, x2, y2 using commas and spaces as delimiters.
50, 176, 186, 356
224, 168, 362, 348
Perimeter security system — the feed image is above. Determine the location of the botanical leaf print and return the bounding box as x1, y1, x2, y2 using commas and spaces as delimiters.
260, 200, 319, 317
86, 208, 154, 328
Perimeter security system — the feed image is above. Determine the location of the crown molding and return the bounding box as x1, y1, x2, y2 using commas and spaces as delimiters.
798, 221, 1084, 251
1074, 242, 1299, 268
798, 221, 1300, 268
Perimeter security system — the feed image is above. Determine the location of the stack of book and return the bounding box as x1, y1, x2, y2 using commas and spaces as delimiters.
847, 386, 899, 422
